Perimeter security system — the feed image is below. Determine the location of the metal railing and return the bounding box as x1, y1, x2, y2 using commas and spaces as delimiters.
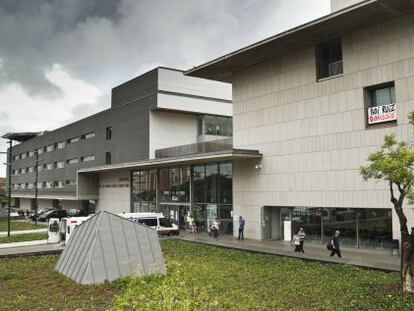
318, 60, 343, 79
155, 137, 233, 159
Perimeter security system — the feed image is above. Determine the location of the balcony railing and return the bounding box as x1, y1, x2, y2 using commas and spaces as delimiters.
318, 60, 343, 79
155, 138, 233, 159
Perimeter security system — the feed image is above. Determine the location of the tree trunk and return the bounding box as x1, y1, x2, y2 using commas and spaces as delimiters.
389, 183, 414, 292
401, 232, 414, 293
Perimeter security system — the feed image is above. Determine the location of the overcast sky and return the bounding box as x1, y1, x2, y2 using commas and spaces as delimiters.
0, 0, 330, 177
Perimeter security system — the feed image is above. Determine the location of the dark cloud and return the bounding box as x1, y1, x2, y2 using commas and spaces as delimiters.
0, 0, 329, 98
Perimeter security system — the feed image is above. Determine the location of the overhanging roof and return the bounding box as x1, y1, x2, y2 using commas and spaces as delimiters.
2, 132, 41, 142
185, 0, 414, 82
78, 149, 262, 174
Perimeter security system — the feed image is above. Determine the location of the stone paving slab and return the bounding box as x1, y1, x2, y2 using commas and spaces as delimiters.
178, 232, 400, 272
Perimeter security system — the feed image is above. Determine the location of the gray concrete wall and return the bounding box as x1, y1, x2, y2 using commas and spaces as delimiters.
9, 96, 152, 199
232, 13, 414, 240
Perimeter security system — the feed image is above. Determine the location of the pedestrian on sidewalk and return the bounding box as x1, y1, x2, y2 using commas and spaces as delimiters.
330, 230, 342, 257
189, 215, 197, 234
210, 218, 220, 238
298, 227, 306, 253
238, 216, 245, 240
291, 233, 301, 252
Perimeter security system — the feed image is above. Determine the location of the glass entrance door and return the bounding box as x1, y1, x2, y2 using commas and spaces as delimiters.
280, 208, 291, 241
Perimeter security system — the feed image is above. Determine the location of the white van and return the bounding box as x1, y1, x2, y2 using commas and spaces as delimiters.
59, 216, 91, 245
119, 212, 179, 236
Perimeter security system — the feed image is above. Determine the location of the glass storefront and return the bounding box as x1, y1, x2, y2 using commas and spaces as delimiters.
131, 162, 233, 234
288, 207, 392, 249
131, 170, 157, 212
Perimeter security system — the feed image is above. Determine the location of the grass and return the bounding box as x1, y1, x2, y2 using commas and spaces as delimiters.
0, 239, 413, 310
0, 255, 119, 311
0, 220, 47, 232
0, 232, 48, 244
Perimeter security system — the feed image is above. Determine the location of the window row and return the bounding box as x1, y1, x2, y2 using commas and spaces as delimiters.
12, 155, 95, 176
12, 179, 76, 190
13, 131, 96, 161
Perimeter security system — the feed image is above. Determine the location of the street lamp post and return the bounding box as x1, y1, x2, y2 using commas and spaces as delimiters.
34, 149, 38, 225
0, 147, 12, 237
7, 139, 12, 237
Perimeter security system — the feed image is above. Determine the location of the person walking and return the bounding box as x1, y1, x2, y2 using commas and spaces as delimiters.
298, 227, 306, 253
210, 218, 220, 238
291, 233, 301, 252
330, 230, 342, 257
238, 216, 245, 240
189, 215, 197, 234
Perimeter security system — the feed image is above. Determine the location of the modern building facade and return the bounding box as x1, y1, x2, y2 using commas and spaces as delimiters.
5, 0, 414, 251
187, 0, 414, 249
3, 67, 254, 229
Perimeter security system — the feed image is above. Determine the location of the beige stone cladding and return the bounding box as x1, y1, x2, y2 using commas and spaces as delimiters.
232, 14, 414, 240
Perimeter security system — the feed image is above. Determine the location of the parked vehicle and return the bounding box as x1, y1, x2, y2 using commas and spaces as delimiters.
119, 212, 179, 236
67, 209, 81, 217
59, 216, 91, 245
38, 209, 68, 222
29, 208, 53, 221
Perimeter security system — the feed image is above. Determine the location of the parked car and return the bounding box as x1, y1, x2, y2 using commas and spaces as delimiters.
67, 209, 81, 217
38, 209, 68, 222
119, 212, 179, 236
29, 208, 53, 221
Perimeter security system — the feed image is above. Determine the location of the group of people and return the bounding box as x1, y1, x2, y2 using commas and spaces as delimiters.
291, 228, 342, 257
187, 215, 247, 240
190, 215, 342, 257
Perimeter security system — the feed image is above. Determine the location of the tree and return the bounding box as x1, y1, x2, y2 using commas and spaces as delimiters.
0, 188, 7, 207
360, 112, 414, 293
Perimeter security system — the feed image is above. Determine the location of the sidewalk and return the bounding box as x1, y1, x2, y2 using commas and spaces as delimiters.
0, 228, 48, 237
179, 231, 400, 272
0, 243, 63, 258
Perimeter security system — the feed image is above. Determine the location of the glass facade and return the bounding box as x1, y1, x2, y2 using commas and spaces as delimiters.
289, 207, 392, 249
131, 162, 233, 234
131, 170, 157, 212
198, 115, 232, 137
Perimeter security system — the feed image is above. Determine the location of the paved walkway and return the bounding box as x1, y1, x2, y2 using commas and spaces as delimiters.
0, 231, 400, 272
0, 243, 63, 258
179, 232, 400, 272
0, 228, 48, 237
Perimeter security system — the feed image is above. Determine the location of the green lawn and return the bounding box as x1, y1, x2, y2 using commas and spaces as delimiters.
0, 220, 47, 232
0, 240, 413, 311
0, 232, 48, 244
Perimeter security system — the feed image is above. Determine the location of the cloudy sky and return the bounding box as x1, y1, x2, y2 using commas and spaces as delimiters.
0, 0, 330, 177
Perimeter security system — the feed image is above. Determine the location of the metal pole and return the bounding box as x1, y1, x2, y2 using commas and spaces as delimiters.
34, 149, 38, 225
7, 139, 12, 237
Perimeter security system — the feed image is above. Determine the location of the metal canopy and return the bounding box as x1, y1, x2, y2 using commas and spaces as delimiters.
1, 132, 41, 142
185, 0, 414, 82
77, 148, 262, 174
56, 211, 166, 285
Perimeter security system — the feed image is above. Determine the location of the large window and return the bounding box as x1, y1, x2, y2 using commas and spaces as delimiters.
365, 82, 396, 125
198, 115, 232, 137
159, 167, 190, 203
371, 85, 395, 107
290, 207, 392, 249
132, 170, 157, 212
316, 37, 343, 80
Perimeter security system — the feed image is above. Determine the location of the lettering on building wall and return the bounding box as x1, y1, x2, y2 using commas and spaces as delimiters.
367, 103, 397, 125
